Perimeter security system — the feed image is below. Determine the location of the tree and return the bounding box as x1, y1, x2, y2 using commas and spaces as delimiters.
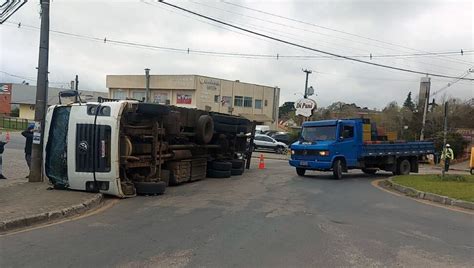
403, 92, 415, 112
279, 102, 295, 119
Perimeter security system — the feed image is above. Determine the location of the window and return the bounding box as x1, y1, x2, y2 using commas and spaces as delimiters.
113, 90, 127, 100
244, 97, 252, 108
262, 136, 274, 142
221, 96, 232, 106
234, 96, 243, 107
302, 126, 337, 142
342, 125, 354, 139
214, 95, 220, 103
264, 99, 268, 106
132, 91, 146, 101
255, 99, 262, 109
153, 93, 169, 104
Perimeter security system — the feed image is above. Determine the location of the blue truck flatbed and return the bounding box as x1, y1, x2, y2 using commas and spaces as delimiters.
289, 119, 435, 179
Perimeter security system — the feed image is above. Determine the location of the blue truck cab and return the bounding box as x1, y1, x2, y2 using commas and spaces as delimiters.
289, 119, 435, 179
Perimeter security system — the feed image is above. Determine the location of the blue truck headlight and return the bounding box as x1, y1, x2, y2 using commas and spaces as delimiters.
291, 150, 295, 155
319, 151, 329, 156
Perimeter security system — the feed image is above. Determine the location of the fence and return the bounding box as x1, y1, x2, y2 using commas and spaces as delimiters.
0, 116, 30, 130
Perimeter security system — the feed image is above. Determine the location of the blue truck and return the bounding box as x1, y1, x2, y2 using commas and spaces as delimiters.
289, 119, 435, 179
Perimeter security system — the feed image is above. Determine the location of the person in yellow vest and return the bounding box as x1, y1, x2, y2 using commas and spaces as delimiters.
441, 144, 454, 171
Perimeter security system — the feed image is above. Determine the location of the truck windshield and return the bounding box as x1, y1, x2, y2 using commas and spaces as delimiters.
301, 125, 337, 142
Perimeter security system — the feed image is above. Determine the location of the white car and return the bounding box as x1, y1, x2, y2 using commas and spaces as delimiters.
253, 134, 288, 154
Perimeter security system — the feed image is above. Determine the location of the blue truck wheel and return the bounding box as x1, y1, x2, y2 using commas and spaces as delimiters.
333, 159, 343, 180
296, 168, 306, 176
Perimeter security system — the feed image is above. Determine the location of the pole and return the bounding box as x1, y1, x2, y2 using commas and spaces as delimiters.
442, 101, 448, 177
419, 77, 431, 141
29, 0, 50, 182
145, 68, 150, 102
303, 69, 312, 98
74, 74, 79, 102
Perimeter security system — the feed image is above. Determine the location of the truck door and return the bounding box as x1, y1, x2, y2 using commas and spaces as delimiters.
335, 123, 358, 167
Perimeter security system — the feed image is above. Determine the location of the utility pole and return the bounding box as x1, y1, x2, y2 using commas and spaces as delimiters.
303, 69, 312, 98
29, 0, 50, 182
145, 68, 150, 102
74, 74, 79, 102
419, 76, 431, 141
442, 101, 448, 177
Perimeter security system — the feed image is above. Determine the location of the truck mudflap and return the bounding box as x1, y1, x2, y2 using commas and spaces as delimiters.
45, 106, 71, 188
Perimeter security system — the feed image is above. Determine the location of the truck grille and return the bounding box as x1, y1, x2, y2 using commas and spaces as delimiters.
75, 124, 111, 172
293, 149, 321, 156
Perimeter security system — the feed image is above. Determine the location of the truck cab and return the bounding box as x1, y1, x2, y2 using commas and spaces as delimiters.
289, 119, 434, 179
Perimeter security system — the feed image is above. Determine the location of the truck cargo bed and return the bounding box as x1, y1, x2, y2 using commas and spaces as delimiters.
362, 142, 435, 157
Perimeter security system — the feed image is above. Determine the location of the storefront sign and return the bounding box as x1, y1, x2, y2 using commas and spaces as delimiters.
295, 98, 317, 117
177, 94, 192, 104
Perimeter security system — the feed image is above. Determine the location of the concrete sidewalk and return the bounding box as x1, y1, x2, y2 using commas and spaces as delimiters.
0, 181, 103, 234
0, 148, 104, 234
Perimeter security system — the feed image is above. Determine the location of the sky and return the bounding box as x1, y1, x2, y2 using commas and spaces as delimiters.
0, 0, 473, 109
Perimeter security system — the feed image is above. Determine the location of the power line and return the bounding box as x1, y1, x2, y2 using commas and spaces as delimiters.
186, 0, 471, 73
221, 0, 474, 66
432, 68, 474, 97
157, 0, 474, 81
4, 20, 472, 61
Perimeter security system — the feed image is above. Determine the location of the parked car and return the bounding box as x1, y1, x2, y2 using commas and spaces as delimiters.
253, 134, 288, 154
270, 132, 292, 145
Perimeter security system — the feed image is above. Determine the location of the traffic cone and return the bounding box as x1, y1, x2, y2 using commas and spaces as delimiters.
258, 154, 265, 169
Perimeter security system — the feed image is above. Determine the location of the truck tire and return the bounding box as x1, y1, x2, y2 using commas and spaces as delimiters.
333, 159, 343, 180
208, 161, 232, 171
471, 168, 474, 175
136, 103, 170, 116
296, 168, 306, 176
230, 159, 244, 169
134, 181, 166, 195
398, 159, 411, 175
207, 169, 232, 178
231, 167, 244, 176
362, 168, 377, 175
196, 115, 214, 144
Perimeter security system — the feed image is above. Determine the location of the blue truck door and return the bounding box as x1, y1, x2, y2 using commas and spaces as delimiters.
335, 122, 358, 167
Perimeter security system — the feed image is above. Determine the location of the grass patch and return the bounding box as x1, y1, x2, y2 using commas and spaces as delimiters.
392, 174, 474, 202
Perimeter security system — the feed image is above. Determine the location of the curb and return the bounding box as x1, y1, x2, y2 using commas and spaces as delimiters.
380, 178, 474, 210
0, 193, 103, 234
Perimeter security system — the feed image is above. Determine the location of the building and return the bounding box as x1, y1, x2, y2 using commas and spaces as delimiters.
106, 74, 280, 128
1, 83, 108, 120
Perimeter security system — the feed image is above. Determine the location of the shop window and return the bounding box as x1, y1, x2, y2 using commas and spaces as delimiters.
255, 99, 262, 109
214, 95, 220, 103
132, 91, 146, 101
113, 90, 127, 100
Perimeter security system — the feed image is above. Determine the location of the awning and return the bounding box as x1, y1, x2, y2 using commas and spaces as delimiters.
239, 113, 273, 122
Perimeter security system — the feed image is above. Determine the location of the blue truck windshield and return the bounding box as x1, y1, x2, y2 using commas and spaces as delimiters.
301, 125, 337, 142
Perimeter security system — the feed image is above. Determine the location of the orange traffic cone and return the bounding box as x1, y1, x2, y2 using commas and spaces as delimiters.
258, 154, 265, 169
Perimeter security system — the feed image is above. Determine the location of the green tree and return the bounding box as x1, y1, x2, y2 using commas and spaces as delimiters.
279, 102, 295, 119
403, 92, 415, 111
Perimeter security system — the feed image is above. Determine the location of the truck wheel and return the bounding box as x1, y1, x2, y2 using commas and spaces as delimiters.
196, 115, 214, 144
296, 168, 306, 176
471, 168, 473, 175
231, 168, 244, 176
207, 169, 232, 178
230, 159, 244, 169
362, 168, 377, 175
208, 161, 232, 171
333, 159, 343, 180
134, 181, 166, 195
398, 159, 411, 175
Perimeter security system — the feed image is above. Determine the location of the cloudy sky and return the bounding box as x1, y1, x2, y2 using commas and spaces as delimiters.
1, 0, 473, 109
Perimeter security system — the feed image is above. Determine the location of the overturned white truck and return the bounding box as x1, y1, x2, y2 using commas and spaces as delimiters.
43, 97, 253, 197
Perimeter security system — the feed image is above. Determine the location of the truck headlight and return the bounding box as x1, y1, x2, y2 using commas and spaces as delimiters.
319, 151, 329, 156
291, 150, 295, 155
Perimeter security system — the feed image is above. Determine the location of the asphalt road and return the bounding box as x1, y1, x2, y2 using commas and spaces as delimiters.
2, 131, 25, 151
1, 160, 473, 267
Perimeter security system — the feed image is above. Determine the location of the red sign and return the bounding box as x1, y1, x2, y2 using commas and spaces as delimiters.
177, 94, 192, 104
0, 84, 12, 115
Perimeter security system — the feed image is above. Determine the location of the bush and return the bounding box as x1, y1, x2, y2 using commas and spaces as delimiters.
432, 131, 469, 159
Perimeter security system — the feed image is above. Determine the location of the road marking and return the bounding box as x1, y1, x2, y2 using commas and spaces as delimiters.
0, 198, 120, 237
371, 179, 474, 215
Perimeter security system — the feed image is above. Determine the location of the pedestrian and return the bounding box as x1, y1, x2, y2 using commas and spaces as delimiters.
0, 135, 7, 180
22, 124, 34, 176
441, 144, 454, 172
